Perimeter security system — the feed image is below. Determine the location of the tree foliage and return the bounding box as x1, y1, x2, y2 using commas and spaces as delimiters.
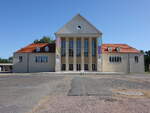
144, 50, 150, 71
0, 57, 12, 63
33, 36, 55, 44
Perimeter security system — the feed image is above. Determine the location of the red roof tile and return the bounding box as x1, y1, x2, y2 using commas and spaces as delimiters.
16, 43, 55, 53
102, 44, 140, 53
16, 43, 140, 54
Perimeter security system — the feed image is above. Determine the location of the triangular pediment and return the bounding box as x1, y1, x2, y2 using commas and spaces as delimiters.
55, 14, 102, 36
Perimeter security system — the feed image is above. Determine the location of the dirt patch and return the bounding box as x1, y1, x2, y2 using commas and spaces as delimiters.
113, 89, 150, 98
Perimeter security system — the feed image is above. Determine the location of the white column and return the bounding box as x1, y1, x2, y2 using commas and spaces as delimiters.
55, 36, 61, 72
66, 38, 69, 71
81, 38, 84, 71
73, 38, 77, 71
89, 38, 92, 71
97, 37, 102, 72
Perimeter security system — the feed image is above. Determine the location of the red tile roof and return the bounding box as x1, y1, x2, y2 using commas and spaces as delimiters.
16, 43, 140, 54
16, 43, 55, 53
102, 44, 140, 53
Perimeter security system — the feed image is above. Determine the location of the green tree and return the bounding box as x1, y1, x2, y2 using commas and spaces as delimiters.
33, 36, 55, 44
144, 50, 150, 71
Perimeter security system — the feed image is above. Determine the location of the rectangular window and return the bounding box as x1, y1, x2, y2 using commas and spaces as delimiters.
76, 64, 81, 71
19, 56, 23, 62
61, 40, 66, 56
76, 39, 81, 56
69, 39, 73, 57
92, 64, 97, 71
84, 39, 88, 57
84, 64, 88, 70
135, 56, 139, 63
109, 56, 122, 63
69, 64, 73, 71
92, 39, 96, 56
35, 56, 48, 63
61, 64, 66, 71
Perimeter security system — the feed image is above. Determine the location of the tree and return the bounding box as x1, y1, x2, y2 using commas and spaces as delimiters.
33, 36, 55, 44
144, 50, 150, 71
0, 56, 13, 63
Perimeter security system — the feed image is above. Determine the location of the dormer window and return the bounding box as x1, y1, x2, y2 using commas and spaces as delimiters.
116, 47, 121, 52
45, 46, 49, 52
108, 47, 112, 52
36, 47, 40, 52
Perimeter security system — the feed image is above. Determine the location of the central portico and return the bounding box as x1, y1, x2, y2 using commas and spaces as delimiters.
55, 14, 102, 72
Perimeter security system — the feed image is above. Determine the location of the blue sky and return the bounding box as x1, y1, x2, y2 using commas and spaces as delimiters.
0, 0, 150, 58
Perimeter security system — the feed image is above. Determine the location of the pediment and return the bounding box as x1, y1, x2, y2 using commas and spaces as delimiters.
55, 14, 102, 36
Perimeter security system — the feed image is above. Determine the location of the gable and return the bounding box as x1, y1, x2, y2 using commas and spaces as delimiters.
55, 14, 102, 36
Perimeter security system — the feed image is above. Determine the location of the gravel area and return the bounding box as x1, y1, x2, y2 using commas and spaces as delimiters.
68, 77, 150, 96
1, 73, 150, 113
31, 96, 150, 113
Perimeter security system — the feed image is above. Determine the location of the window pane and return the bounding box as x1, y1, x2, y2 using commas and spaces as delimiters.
61, 40, 66, 56
69, 40, 73, 57
76, 39, 81, 56
92, 39, 96, 56
84, 39, 88, 57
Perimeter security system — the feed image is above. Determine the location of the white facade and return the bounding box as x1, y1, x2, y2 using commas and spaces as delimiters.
13, 14, 145, 73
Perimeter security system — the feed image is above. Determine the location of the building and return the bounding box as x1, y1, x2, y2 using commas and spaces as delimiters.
13, 14, 144, 73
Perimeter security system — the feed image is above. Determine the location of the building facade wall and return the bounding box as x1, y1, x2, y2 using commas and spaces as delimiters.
13, 53, 28, 73
13, 53, 55, 73
129, 53, 144, 73
102, 53, 145, 73
102, 53, 129, 73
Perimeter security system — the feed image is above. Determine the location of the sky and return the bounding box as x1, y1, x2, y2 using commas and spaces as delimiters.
0, 0, 150, 58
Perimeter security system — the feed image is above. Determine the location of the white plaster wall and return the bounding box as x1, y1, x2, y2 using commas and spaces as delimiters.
129, 53, 145, 73
102, 53, 129, 73
28, 53, 55, 72
13, 53, 55, 73
13, 53, 28, 73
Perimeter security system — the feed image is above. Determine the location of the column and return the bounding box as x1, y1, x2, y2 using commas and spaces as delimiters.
89, 38, 92, 71
97, 37, 102, 72
81, 38, 84, 71
55, 37, 61, 72
66, 38, 69, 71
73, 38, 77, 71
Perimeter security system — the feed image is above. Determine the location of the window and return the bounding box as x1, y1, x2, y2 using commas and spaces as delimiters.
76, 25, 82, 30
84, 64, 88, 70
92, 39, 96, 56
69, 40, 73, 57
116, 47, 121, 52
69, 64, 73, 71
19, 56, 23, 62
61, 64, 66, 71
108, 47, 112, 52
77, 64, 81, 71
84, 39, 88, 57
45, 46, 49, 52
36, 47, 40, 52
109, 56, 122, 63
92, 64, 97, 71
61, 40, 66, 56
76, 39, 81, 56
135, 56, 139, 63
35, 56, 48, 63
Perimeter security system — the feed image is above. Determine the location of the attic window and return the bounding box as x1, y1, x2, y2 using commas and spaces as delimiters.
45, 46, 49, 52
108, 47, 112, 52
76, 25, 82, 30
116, 47, 121, 52
36, 47, 40, 52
